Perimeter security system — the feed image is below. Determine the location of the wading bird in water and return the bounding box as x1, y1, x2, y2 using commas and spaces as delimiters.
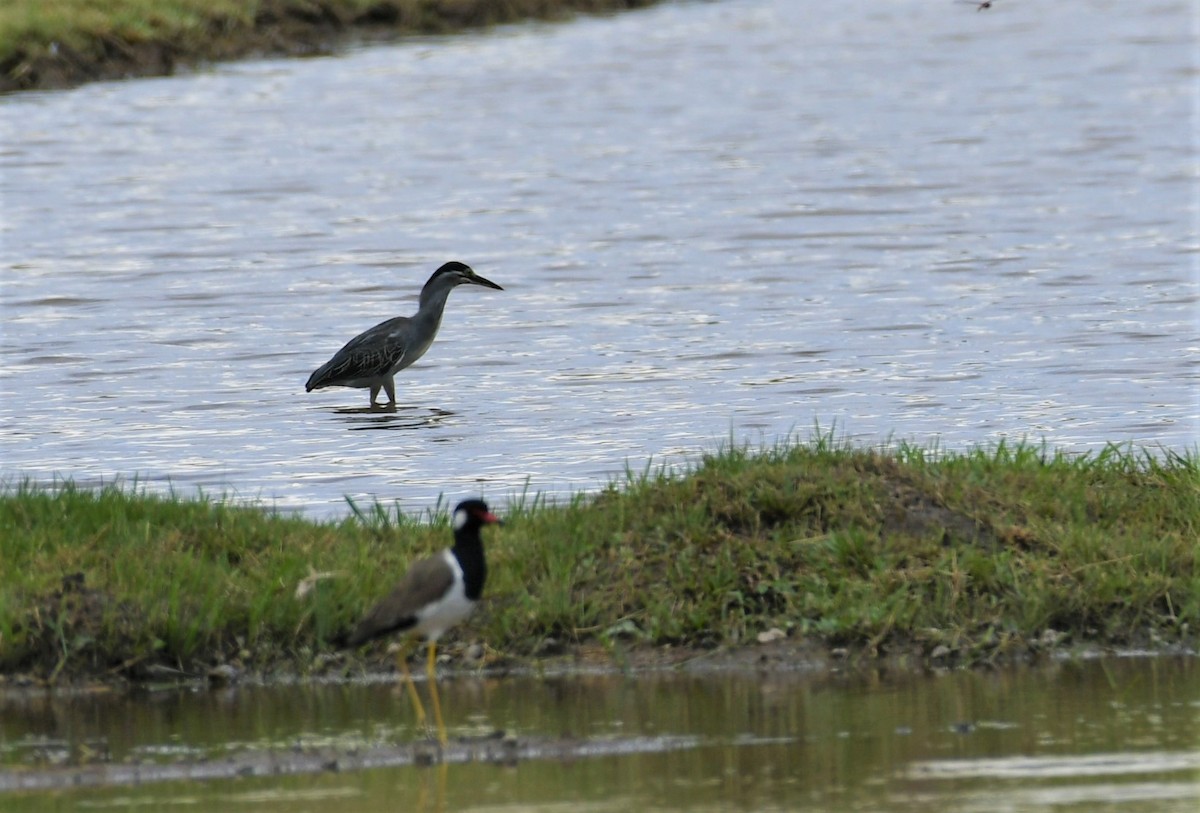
306, 261, 503, 407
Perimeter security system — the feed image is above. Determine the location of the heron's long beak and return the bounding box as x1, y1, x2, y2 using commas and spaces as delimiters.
468, 271, 504, 291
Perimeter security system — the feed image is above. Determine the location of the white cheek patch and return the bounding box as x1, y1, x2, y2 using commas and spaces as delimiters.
452, 508, 469, 531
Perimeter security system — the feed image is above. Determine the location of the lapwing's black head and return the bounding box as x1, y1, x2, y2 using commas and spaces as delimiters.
450, 499, 499, 602
452, 499, 502, 541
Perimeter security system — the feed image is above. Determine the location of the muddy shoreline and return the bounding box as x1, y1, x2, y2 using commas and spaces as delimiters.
5, 633, 1193, 693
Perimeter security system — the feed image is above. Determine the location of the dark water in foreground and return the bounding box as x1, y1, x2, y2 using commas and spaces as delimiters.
1, 657, 1196, 811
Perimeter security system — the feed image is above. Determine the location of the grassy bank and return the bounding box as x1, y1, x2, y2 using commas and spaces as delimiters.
0, 0, 656, 92
1, 437, 1196, 683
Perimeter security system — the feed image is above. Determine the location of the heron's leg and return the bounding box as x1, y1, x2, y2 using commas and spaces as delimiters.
369, 384, 382, 406
383, 376, 397, 405
395, 639, 427, 728
426, 641, 447, 746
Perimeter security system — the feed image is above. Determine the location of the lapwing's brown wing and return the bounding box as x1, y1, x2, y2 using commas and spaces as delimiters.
345, 554, 455, 647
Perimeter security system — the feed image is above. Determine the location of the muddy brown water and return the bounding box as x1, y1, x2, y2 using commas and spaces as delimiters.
1, 0, 1196, 517
1, 657, 1197, 810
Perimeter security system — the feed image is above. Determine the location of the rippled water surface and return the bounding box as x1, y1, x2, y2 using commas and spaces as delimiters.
2, 658, 1197, 811
1, 0, 1196, 514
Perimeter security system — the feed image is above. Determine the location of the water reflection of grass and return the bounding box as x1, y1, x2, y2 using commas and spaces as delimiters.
0, 0, 656, 92
1, 435, 1196, 681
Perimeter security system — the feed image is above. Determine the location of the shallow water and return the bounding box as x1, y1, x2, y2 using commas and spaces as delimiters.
1, 0, 1197, 516
1, 657, 1197, 811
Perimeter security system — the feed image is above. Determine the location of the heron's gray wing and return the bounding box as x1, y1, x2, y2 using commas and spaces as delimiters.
344, 554, 455, 647
306, 317, 410, 390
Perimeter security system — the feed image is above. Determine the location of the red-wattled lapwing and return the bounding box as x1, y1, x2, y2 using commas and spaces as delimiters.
305, 261, 504, 407
343, 499, 501, 745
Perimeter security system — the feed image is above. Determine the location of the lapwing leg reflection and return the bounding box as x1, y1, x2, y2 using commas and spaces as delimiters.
416, 761, 449, 812
394, 638, 428, 730
425, 641, 448, 747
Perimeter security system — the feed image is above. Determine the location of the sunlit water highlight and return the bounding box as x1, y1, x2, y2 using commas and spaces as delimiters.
1, 0, 1196, 516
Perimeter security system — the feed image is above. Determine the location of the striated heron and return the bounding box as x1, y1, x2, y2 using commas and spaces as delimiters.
306, 261, 503, 406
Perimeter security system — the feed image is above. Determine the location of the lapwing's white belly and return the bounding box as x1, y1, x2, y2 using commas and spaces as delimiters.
412, 550, 476, 641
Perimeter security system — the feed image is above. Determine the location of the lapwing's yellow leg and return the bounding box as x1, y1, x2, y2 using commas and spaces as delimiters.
426, 642, 448, 746
395, 638, 427, 729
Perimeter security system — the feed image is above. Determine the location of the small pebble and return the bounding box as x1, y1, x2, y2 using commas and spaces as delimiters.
757, 627, 787, 644
206, 664, 240, 687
